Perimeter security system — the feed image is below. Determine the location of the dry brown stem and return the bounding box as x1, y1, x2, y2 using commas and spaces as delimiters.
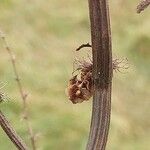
86, 0, 112, 149
137, 0, 150, 13
0, 31, 36, 150
0, 110, 28, 150
76, 43, 92, 51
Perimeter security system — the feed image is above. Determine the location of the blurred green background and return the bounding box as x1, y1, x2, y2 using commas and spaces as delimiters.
0, 0, 150, 150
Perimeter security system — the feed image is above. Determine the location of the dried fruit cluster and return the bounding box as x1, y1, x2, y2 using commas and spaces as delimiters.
66, 60, 93, 104
66, 57, 128, 104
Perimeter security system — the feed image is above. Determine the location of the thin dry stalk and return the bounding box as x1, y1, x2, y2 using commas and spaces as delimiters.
137, 0, 150, 13
0, 110, 28, 150
76, 43, 92, 51
0, 31, 36, 150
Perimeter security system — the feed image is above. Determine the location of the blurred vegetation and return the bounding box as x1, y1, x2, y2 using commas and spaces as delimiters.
0, 0, 150, 150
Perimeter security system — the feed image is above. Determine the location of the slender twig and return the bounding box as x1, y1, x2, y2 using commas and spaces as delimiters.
0, 110, 28, 150
137, 0, 150, 13
0, 31, 36, 150
86, 0, 112, 150
76, 43, 92, 51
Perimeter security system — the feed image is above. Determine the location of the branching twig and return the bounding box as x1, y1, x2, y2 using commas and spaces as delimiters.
76, 43, 92, 51
0, 31, 36, 150
137, 0, 150, 13
86, 0, 112, 150
0, 110, 28, 150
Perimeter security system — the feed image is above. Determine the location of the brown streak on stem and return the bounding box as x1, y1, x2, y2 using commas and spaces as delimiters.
86, 0, 112, 150
0, 111, 28, 150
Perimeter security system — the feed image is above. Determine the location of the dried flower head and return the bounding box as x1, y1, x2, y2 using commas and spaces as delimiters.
66, 57, 93, 104
66, 44, 128, 104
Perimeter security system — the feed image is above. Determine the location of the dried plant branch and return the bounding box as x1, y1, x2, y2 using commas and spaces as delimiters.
137, 0, 150, 13
0, 110, 28, 150
76, 43, 92, 51
86, 0, 112, 150
0, 31, 36, 150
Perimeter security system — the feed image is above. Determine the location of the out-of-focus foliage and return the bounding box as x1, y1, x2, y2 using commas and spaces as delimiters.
0, 0, 149, 150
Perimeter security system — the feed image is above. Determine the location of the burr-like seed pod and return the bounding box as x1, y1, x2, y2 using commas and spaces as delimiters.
66, 47, 128, 104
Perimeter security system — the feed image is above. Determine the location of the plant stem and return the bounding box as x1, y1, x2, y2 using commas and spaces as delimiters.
0, 31, 36, 150
137, 0, 150, 13
86, 0, 112, 150
0, 110, 28, 150
76, 43, 92, 51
